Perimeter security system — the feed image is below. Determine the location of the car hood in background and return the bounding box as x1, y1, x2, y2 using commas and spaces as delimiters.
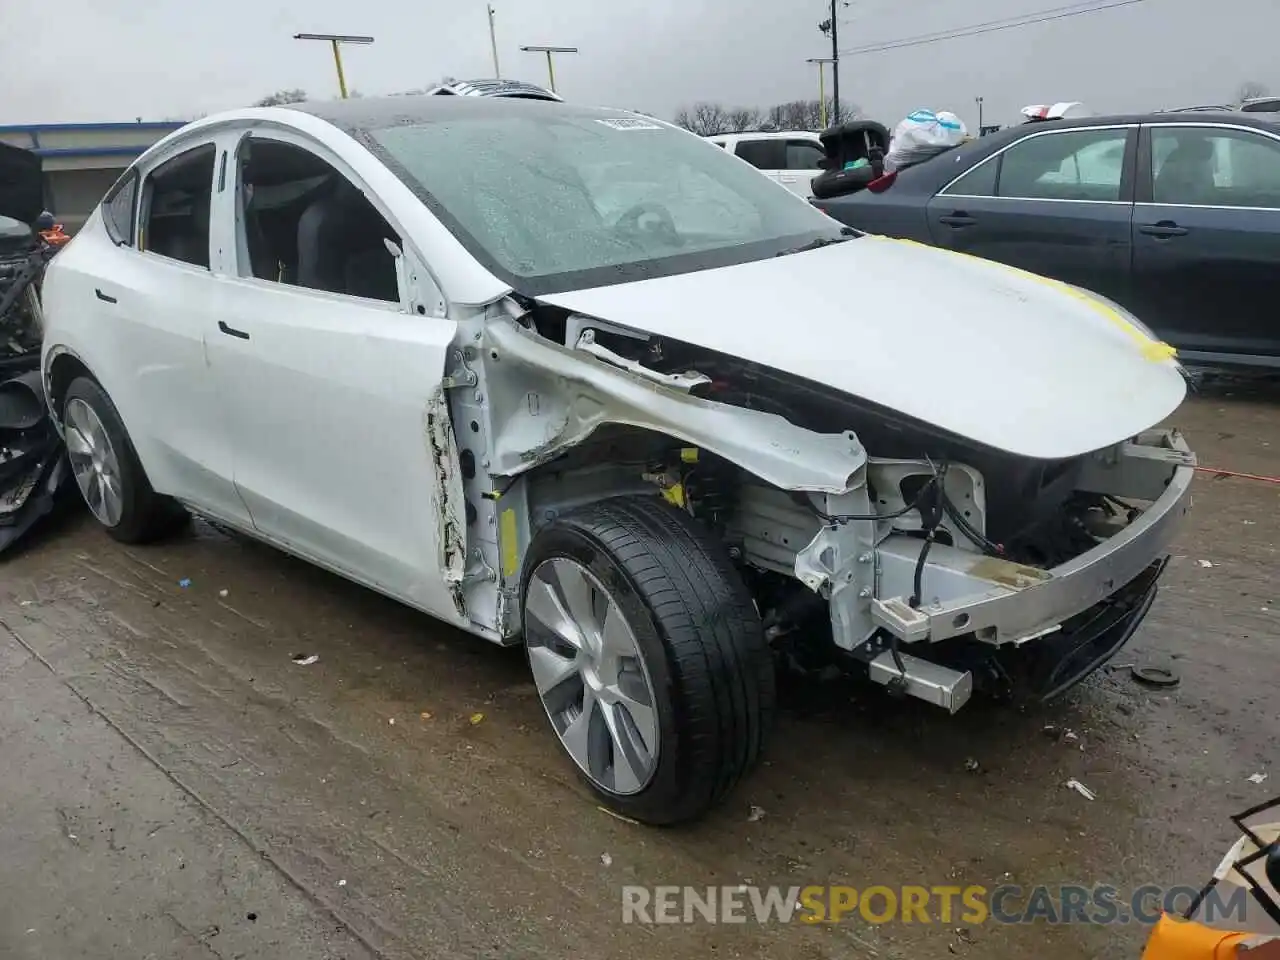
536, 235, 1186, 461
0, 142, 44, 226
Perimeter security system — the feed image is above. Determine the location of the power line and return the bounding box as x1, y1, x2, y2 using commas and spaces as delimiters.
839, 0, 1149, 56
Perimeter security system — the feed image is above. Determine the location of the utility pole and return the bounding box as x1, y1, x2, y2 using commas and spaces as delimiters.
487, 5, 501, 78
830, 0, 841, 126
807, 58, 836, 129
519, 45, 578, 93
294, 33, 374, 99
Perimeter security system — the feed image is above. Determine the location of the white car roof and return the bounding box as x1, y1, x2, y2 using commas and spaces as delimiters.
707, 130, 817, 140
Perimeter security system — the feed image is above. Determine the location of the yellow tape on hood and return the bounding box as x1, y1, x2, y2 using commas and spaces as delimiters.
884, 236, 1178, 363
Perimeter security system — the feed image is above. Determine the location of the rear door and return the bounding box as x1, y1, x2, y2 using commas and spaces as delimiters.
777, 137, 826, 198
924, 124, 1137, 304
1131, 122, 1280, 362
90, 141, 251, 525
731, 138, 787, 188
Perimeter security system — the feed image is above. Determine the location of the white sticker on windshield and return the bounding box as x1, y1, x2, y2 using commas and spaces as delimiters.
595, 117, 662, 131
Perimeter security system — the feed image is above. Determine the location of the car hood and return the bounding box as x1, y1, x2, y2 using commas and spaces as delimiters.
0, 142, 43, 226
535, 235, 1186, 460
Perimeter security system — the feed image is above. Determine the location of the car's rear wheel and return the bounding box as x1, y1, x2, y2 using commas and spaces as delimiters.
521, 496, 775, 825
62, 376, 186, 543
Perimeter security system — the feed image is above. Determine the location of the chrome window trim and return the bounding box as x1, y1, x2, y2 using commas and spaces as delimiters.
941, 194, 1132, 206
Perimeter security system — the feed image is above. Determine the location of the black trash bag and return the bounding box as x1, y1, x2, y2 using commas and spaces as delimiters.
811, 120, 892, 200
0, 368, 70, 556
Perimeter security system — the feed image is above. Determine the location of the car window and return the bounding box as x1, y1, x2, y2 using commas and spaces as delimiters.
940, 154, 999, 197
102, 170, 139, 246
997, 128, 1128, 201
734, 139, 786, 170
234, 137, 401, 302
785, 140, 825, 170
139, 143, 216, 268
1151, 127, 1280, 208
366, 113, 844, 295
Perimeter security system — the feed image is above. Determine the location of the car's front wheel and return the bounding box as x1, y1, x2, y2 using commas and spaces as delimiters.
62, 376, 186, 543
521, 496, 775, 825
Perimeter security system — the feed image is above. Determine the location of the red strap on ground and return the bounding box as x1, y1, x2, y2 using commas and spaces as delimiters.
1195, 466, 1280, 485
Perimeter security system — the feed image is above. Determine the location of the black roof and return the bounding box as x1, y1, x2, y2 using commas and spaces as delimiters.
984, 110, 1280, 138
283, 93, 618, 134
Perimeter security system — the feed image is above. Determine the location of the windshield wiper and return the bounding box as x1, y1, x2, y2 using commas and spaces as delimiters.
774, 228, 858, 257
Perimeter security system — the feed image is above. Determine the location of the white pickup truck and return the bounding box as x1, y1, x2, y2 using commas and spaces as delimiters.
706, 131, 826, 198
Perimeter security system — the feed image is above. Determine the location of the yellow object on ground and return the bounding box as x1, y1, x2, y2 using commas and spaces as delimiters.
1141, 914, 1276, 959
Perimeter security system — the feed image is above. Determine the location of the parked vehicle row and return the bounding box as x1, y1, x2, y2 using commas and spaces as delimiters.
815, 112, 1280, 369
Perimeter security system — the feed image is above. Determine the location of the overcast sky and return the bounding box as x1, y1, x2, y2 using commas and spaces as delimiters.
3, 0, 1275, 131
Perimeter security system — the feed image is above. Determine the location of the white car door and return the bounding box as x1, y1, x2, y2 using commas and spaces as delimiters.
777, 137, 826, 198
86, 141, 252, 525
204, 130, 462, 616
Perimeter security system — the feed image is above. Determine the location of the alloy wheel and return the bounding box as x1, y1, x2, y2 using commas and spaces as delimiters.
525, 558, 660, 795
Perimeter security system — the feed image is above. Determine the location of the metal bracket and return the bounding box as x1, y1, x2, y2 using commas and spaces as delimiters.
574, 329, 710, 392
462, 548, 497, 585
442, 348, 478, 390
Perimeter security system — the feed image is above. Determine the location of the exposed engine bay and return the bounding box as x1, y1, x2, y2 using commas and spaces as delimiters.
444, 298, 1196, 714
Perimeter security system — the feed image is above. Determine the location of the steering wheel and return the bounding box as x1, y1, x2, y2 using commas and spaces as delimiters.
613, 202, 682, 247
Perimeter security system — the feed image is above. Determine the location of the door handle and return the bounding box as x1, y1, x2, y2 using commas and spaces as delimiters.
218, 320, 251, 340
939, 213, 976, 227
1138, 221, 1188, 238
94, 288, 117, 304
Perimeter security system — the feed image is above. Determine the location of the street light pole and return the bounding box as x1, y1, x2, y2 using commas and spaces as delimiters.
807, 57, 836, 129
487, 5, 501, 78
294, 33, 374, 99
830, 0, 841, 126
519, 45, 578, 93
975, 96, 984, 132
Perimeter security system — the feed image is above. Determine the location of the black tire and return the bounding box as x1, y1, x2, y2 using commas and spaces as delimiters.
62, 376, 187, 543
521, 495, 775, 825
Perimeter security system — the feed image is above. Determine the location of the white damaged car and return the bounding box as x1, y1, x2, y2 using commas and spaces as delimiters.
40, 95, 1195, 824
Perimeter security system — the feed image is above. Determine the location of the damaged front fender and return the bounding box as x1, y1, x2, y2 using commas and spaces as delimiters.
482, 318, 867, 493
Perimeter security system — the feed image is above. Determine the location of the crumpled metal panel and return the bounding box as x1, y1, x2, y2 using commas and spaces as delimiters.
482, 318, 868, 494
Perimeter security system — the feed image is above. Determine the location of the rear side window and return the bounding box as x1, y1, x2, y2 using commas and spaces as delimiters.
139, 144, 216, 268
734, 139, 786, 170
996, 128, 1128, 201
102, 171, 139, 246
941, 156, 999, 197
785, 140, 826, 170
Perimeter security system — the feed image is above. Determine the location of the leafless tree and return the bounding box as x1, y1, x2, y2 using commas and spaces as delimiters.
678, 98, 862, 135
692, 102, 731, 136
1237, 80, 1271, 102
673, 103, 733, 136
726, 107, 763, 132
765, 98, 861, 131
254, 88, 308, 107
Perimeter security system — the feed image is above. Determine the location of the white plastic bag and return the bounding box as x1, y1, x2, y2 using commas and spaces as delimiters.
885, 109, 967, 172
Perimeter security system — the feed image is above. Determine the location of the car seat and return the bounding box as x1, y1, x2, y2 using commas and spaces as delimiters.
1154, 137, 1215, 204
296, 180, 397, 299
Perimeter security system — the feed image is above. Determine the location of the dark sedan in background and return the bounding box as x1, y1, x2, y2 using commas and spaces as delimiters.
814, 113, 1280, 369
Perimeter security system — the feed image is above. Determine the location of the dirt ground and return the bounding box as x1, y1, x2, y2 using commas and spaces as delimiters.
0, 380, 1276, 960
